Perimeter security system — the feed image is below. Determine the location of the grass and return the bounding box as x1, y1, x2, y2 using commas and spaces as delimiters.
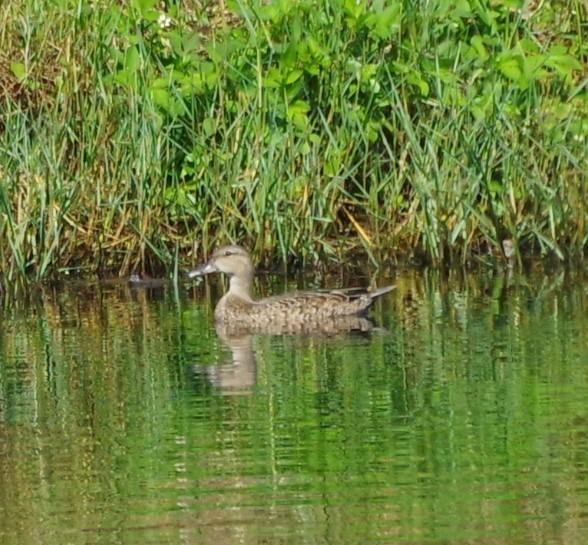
0, 0, 586, 289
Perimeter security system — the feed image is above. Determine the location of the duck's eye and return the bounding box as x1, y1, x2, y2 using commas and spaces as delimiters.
224, 250, 233, 256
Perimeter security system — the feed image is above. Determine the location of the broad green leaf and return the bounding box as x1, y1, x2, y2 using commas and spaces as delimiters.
150, 77, 170, 89
372, 4, 402, 39
288, 99, 310, 114
124, 46, 141, 72
545, 54, 583, 77
151, 88, 170, 108
285, 69, 303, 85
407, 73, 430, 96
263, 67, 283, 88
131, 0, 158, 16
202, 118, 216, 136
10, 62, 26, 80
470, 36, 489, 61
498, 56, 522, 82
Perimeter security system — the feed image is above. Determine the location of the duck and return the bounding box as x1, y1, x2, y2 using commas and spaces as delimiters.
186, 245, 395, 330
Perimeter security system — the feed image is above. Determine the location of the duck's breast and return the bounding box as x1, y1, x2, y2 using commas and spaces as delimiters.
214, 294, 255, 323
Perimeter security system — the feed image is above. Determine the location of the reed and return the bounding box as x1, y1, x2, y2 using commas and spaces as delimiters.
0, 0, 586, 286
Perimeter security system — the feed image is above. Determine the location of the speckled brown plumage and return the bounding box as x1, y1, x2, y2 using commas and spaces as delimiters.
187, 245, 395, 329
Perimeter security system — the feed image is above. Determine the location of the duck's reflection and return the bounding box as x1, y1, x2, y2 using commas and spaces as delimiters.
192, 332, 257, 393
192, 316, 384, 394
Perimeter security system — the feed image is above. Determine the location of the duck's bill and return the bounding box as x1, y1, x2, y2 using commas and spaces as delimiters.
185, 261, 217, 279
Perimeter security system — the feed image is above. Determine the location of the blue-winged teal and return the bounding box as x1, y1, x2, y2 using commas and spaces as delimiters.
187, 245, 395, 328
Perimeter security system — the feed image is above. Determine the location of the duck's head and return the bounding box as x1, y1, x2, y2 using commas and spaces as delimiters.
187, 245, 254, 280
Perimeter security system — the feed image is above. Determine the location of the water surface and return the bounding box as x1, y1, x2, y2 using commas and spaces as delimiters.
1, 269, 587, 544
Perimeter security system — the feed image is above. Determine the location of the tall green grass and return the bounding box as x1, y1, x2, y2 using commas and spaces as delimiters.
0, 0, 586, 287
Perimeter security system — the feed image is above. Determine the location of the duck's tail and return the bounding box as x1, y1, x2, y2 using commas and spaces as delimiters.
369, 285, 396, 300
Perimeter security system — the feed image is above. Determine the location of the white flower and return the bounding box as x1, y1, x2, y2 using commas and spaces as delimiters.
158, 13, 173, 29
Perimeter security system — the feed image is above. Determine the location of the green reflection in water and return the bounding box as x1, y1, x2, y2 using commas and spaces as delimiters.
0, 270, 587, 545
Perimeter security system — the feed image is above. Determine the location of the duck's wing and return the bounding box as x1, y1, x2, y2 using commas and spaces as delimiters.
327, 285, 396, 301
264, 285, 396, 302
259, 289, 346, 303
252, 285, 395, 318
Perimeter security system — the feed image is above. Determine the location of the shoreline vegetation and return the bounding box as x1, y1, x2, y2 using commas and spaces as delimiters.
1, 0, 586, 288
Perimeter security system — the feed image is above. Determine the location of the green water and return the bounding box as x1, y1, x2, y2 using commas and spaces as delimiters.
1, 270, 587, 544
